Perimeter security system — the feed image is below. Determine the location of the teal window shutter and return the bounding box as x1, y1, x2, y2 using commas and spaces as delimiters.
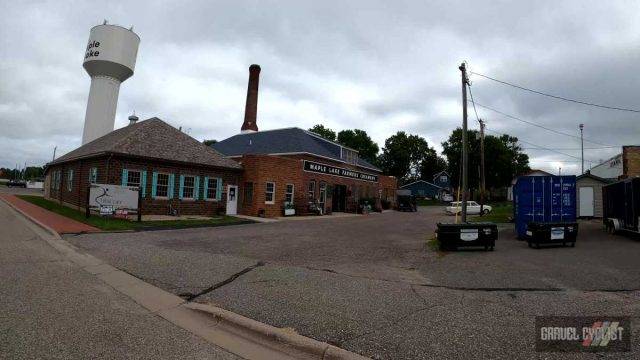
178, 175, 185, 199
141, 171, 147, 197
194, 176, 200, 200
121, 169, 128, 186
216, 178, 223, 201
203, 177, 209, 200
151, 172, 158, 198
168, 174, 175, 199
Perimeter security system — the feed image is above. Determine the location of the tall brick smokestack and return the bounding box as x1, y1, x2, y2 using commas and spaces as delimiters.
241, 64, 261, 133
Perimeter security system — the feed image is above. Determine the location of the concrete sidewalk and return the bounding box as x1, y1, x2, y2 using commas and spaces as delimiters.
0, 193, 99, 234
0, 198, 241, 359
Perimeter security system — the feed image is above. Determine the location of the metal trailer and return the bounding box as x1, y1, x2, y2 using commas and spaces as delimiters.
602, 177, 640, 234
513, 176, 578, 246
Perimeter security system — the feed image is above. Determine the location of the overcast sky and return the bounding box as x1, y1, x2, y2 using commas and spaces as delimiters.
1, 0, 639, 174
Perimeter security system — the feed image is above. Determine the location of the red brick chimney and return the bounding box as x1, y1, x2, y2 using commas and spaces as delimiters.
241, 64, 261, 133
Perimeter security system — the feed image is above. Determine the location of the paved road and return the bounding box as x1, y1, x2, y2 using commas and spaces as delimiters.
0, 200, 242, 359
69, 207, 640, 359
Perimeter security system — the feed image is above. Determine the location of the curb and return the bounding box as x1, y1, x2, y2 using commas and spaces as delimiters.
1, 196, 370, 360
184, 302, 369, 360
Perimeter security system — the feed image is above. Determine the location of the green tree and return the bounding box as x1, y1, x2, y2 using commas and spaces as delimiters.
419, 152, 448, 181
441, 128, 530, 193
308, 124, 336, 141
336, 129, 379, 164
203, 139, 217, 146
378, 131, 444, 183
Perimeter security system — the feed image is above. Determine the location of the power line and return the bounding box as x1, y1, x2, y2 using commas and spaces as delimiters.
485, 127, 599, 163
466, 83, 481, 125
470, 71, 640, 113
522, 146, 619, 150
469, 100, 613, 146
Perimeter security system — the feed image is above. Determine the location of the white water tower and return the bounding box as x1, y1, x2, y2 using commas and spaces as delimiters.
81, 23, 140, 145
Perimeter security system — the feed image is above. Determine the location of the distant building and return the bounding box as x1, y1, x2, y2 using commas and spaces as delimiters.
507, 169, 552, 201
590, 146, 640, 180
432, 171, 451, 192
399, 180, 447, 199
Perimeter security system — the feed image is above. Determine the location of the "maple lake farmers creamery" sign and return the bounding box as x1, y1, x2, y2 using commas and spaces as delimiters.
303, 160, 378, 182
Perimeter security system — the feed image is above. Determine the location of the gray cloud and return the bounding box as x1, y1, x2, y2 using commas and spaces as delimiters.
1, 0, 639, 174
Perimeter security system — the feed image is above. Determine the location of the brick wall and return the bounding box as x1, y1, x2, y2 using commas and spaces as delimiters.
44, 155, 241, 216
236, 154, 304, 218
623, 146, 640, 178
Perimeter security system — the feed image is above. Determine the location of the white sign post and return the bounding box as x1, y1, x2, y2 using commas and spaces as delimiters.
88, 184, 140, 220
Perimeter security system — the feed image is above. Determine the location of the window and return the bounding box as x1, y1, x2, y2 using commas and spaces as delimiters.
319, 182, 326, 205
156, 173, 169, 197
243, 182, 253, 205
285, 184, 294, 204
182, 175, 195, 199
440, 175, 447, 183
89, 167, 98, 184
67, 170, 73, 191
207, 178, 219, 200
342, 148, 358, 165
308, 180, 316, 200
127, 170, 141, 187
265, 182, 275, 204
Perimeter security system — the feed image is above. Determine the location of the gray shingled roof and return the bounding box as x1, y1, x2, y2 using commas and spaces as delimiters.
212, 127, 381, 171
49, 118, 241, 169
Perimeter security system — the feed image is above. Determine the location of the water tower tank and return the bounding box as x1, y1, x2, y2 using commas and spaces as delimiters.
81, 24, 140, 145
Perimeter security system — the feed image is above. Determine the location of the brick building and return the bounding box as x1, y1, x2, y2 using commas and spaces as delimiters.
213, 129, 397, 217
210, 64, 397, 218
44, 118, 243, 216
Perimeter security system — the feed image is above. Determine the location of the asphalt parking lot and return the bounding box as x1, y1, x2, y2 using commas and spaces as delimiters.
68, 207, 640, 359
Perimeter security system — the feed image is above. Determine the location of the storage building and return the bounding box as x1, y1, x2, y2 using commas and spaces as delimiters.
576, 171, 612, 218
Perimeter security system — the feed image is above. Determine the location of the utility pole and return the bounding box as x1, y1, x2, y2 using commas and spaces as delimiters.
579, 124, 584, 174
479, 119, 486, 215
459, 62, 469, 222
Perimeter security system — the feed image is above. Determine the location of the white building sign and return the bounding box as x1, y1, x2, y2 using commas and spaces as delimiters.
89, 184, 139, 214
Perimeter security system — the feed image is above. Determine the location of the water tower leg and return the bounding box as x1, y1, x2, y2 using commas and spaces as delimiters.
81, 75, 121, 144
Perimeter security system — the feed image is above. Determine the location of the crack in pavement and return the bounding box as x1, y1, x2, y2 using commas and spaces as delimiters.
340, 306, 431, 345
303, 266, 639, 293
183, 261, 266, 302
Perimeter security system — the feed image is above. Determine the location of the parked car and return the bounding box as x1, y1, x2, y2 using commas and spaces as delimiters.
7, 180, 27, 188
441, 193, 454, 202
445, 201, 492, 215
397, 195, 417, 212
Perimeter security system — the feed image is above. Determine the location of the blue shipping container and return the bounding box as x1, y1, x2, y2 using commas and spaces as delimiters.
513, 176, 577, 238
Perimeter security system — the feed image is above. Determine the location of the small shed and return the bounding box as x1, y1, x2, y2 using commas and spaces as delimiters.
576, 172, 613, 218
400, 180, 446, 199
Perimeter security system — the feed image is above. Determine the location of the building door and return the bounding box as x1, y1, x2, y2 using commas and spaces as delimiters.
226, 185, 238, 215
319, 182, 326, 213
579, 186, 594, 217
332, 184, 347, 212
